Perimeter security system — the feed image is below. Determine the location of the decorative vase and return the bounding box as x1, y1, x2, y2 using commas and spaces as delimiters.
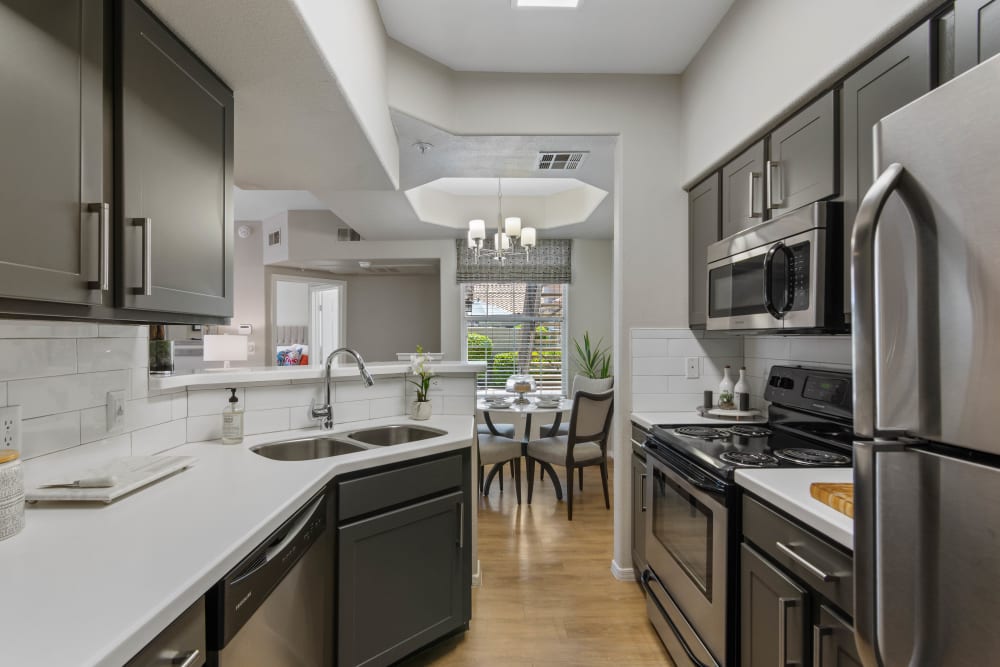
411, 400, 432, 421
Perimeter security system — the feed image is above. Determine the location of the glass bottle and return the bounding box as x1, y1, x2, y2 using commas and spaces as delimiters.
718, 366, 735, 409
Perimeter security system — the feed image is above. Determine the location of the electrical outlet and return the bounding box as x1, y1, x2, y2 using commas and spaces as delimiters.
686, 357, 700, 379
0, 405, 22, 453
107, 390, 126, 432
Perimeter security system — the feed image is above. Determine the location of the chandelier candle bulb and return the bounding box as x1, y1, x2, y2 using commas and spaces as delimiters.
469, 219, 486, 240
505, 216, 522, 238
467, 230, 476, 248
521, 227, 537, 247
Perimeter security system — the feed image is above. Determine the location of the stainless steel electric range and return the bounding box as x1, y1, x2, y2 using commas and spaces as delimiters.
640, 365, 854, 667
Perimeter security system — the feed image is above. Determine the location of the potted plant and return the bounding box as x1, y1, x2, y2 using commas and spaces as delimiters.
408, 345, 437, 420
572, 332, 612, 379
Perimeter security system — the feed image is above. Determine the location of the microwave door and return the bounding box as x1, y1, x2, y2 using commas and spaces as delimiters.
706, 244, 784, 331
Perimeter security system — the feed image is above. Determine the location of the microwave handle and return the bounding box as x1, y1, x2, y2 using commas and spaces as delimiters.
762, 242, 793, 318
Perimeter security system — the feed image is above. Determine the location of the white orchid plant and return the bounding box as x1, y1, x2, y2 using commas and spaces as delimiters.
408, 345, 437, 403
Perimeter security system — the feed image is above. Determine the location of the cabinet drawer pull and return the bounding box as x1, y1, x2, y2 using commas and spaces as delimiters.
132, 217, 152, 296
777, 596, 796, 667
813, 625, 833, 667
747, 171, 762, 219
767, 160, 782, 209
157, 649, 200, 667
87, 203, 110, 291
775, 541, 840, 582
457, 501, 464, 549
640, 472, 647, 512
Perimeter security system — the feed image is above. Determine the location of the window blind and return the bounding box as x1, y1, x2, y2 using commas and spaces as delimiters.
463, 282, 567, 392
455, 239, 572, 283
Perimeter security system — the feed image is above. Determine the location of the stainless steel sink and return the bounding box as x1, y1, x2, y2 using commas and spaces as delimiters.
251, 437, 367, 461
345, 425, 446, 446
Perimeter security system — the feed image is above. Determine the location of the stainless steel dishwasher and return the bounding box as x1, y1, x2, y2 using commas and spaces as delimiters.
207, 490, 333, 666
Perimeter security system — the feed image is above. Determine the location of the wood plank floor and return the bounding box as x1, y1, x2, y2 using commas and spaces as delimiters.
399, 461, 674, 666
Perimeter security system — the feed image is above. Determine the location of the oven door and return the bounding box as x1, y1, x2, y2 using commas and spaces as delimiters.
706, 228, 824, 331
644, 443, 730, 666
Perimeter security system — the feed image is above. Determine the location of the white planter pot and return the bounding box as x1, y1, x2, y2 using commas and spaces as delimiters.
410, 400, 433, 421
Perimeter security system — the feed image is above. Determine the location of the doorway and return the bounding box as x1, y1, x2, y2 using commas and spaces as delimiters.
269, 275, 345, 366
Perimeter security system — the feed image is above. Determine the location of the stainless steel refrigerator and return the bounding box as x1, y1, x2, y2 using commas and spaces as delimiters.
851, 53, 1000, 666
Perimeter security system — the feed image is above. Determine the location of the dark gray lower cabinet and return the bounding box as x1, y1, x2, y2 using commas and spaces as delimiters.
815, 605, 863, 667
741, 543, 808, 667
630, 451, 648, 574
336, 452, 471, 667
118, 0, 234, 318
955, 0, 1000, 76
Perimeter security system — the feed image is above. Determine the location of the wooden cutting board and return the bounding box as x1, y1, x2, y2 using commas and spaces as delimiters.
810, 483, 854, 518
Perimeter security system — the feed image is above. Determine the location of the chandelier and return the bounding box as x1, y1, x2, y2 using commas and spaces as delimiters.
466, 178, 537, 262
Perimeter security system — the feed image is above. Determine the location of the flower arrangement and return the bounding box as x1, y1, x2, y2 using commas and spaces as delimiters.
408, 345, 437, 403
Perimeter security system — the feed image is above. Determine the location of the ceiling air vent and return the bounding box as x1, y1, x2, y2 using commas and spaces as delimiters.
537, 151, 588, 170
337, 227, 362, 242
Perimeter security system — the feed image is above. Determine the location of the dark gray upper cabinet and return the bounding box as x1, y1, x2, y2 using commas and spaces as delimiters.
118, 0, 234, 318
688, 173, 721, 328
955, 0, 1000, 75
841, 23, 932, 318
0, 1, 106, 306
767, 91, 839, 216
721, 140, 766, 238
741, 543, 809, 667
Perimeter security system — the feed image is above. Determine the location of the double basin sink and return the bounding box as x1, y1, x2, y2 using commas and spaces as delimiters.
251, 425, 446, 462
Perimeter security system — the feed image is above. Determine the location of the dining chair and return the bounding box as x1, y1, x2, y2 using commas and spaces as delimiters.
478, 430, 523, 504
525, 389, 614, 520
539, 375, 614, 489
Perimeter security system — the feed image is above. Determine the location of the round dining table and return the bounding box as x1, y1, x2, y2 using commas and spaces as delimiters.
476, 395, 573, 500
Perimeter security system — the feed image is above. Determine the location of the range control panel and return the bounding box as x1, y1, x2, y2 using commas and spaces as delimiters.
763, 364, 852, 419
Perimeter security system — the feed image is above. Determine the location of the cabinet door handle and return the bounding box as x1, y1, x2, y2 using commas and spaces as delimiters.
132, 217, 152, 296
156, 649, 200, 667
813, 625, 833, 667
767, 160, 782, 209
747, 171, 761, 219
775, 541, 840, 582
640, 472, 647, 512
457, 501, 464, 549
777, 596, 797, 667
86, 203, 109, 291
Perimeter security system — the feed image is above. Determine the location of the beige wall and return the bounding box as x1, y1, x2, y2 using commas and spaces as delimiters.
344, 273, 441, 361
568, 239, 613, 378
680, 0, 939, 182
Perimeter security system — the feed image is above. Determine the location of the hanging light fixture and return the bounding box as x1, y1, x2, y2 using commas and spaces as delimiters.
466, 178, 538, 262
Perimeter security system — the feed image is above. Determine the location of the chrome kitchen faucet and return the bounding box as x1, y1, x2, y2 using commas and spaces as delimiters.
311, 348, 375, 429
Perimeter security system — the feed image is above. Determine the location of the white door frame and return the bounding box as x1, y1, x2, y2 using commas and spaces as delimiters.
269, 274, 346, 366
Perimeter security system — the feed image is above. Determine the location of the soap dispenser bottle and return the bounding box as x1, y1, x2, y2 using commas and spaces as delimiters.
222, 388, 244, 444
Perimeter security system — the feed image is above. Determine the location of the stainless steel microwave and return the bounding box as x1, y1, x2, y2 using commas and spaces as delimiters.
705, 202, 844, 332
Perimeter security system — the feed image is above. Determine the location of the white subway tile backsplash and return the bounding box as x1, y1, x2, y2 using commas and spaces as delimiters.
186, 415, 220, 442
77, 338, 146, 373
744, 337, 790, 360
631, 357, 685, 376
371, 396, 406, 419
0, 382, 7, 406
131, 419, 186, 456
632, 339, 670, 357
290, 406, 320, 430
668, 375, 719, 394
631, 328, 700, 340
244, 383, 323, 410
98, 324, 147, 338
439, 396, 474, 415
0, 320, 98, 339
22, 412, 81, 459
631, 375, 672, 395
333, 400, 370, 424
170, 393, 187, 420
244, 408, 291, 436
188, 388, 244, 417
9, 370, 129, 419
131, 367, 149, 399
337, 377, 404, 402
632, 394, 703, 413
788, 337, 851, 365
0, 339, 76, 381
701, 357, 745, 378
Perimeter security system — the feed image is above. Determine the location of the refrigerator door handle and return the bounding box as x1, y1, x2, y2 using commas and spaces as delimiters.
851, 162, 904, 438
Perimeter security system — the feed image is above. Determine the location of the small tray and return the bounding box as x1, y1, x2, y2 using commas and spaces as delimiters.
696, 406, 763, 421
26, 456, 196, 504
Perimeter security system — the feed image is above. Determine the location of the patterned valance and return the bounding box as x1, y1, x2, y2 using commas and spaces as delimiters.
456, 239, 572, 283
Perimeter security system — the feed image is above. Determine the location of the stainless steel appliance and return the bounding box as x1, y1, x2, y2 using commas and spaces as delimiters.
207, 490, 333, 666
851, 53, 1000, 667
706, 201, 844, 332
641, 366, 855, 667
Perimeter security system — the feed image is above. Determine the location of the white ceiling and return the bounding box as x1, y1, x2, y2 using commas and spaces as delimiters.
234, 188, 328, 221
425, 177, 584, 197
376, 0, 734, 74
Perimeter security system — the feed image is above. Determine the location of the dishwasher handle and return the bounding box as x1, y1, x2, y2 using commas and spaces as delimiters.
265, 494, 325, 564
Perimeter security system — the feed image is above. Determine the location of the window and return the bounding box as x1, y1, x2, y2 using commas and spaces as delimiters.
463, 283, 567, 393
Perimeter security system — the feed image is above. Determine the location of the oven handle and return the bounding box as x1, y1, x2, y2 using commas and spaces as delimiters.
644, 440, 727, 495
763, 241, 793, 319
641, 569, 717, 667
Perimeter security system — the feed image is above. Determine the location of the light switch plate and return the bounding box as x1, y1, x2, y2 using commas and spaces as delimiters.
0, 406, 22, 453
107, 390, 126, 432
686, 357, 700, 379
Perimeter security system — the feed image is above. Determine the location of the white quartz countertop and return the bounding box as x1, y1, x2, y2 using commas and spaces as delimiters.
150, 361, 485, 390
0, 415, 474, 667
735, 468, 854, 550
631, 411, 766, 430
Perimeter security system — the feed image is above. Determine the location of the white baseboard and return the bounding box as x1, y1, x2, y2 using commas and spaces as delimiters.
472, 559, 482, 587
610, 559, 637, 581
